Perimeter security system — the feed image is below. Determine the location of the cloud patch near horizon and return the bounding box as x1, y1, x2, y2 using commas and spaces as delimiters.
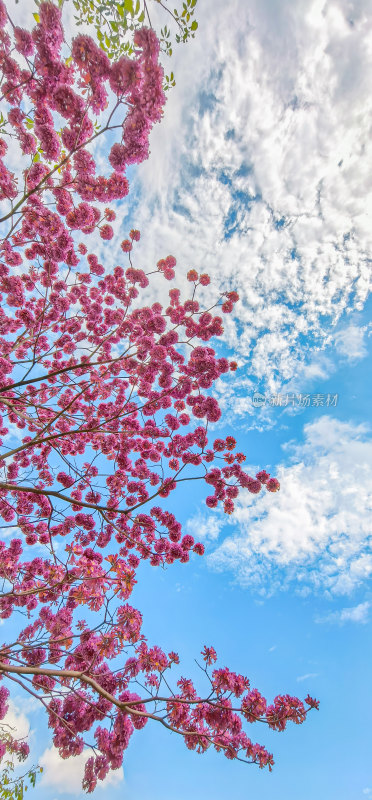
39, 747, 124, 796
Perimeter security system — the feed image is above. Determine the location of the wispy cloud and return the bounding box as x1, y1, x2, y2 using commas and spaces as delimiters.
296, 672, 319, 682
315, 601, 370, 625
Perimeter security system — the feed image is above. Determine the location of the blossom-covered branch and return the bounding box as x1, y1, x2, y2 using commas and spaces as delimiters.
0, 2, 317, 793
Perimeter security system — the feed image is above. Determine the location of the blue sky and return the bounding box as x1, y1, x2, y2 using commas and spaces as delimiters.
3, 0, 372, 797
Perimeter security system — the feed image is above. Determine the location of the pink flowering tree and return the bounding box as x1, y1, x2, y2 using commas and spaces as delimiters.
0, 2, 318, 793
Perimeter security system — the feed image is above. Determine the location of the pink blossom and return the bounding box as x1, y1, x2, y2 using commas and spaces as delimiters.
14, 27, 34, 56
266, 478, 280, 492
100, 224, 114, 240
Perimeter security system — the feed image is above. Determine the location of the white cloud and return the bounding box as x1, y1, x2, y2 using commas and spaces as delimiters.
1, 700, 30, 744
334, 324, 370, 362
316, 600, 370, 625
296, 672, 319, 682
40, 747, 124, 796
185, 511, 223, 542
0, 700, 32, 768
6, 0, 35, 28
207, 416, 372, 595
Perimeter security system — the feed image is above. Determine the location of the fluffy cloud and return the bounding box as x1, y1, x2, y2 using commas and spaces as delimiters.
315, 600, 370, 624
204, 416, 372, 595
334, 323, 370, 362
39, 747, 123, 795
1, 700, 30, 746
185, 512, 223, 542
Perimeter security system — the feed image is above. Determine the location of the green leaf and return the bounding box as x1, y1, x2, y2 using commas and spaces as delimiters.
33, 12, 40, 22
190, 19, 198, 29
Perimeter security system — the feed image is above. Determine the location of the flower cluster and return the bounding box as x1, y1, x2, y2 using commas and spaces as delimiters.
0, 0, 165, 271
